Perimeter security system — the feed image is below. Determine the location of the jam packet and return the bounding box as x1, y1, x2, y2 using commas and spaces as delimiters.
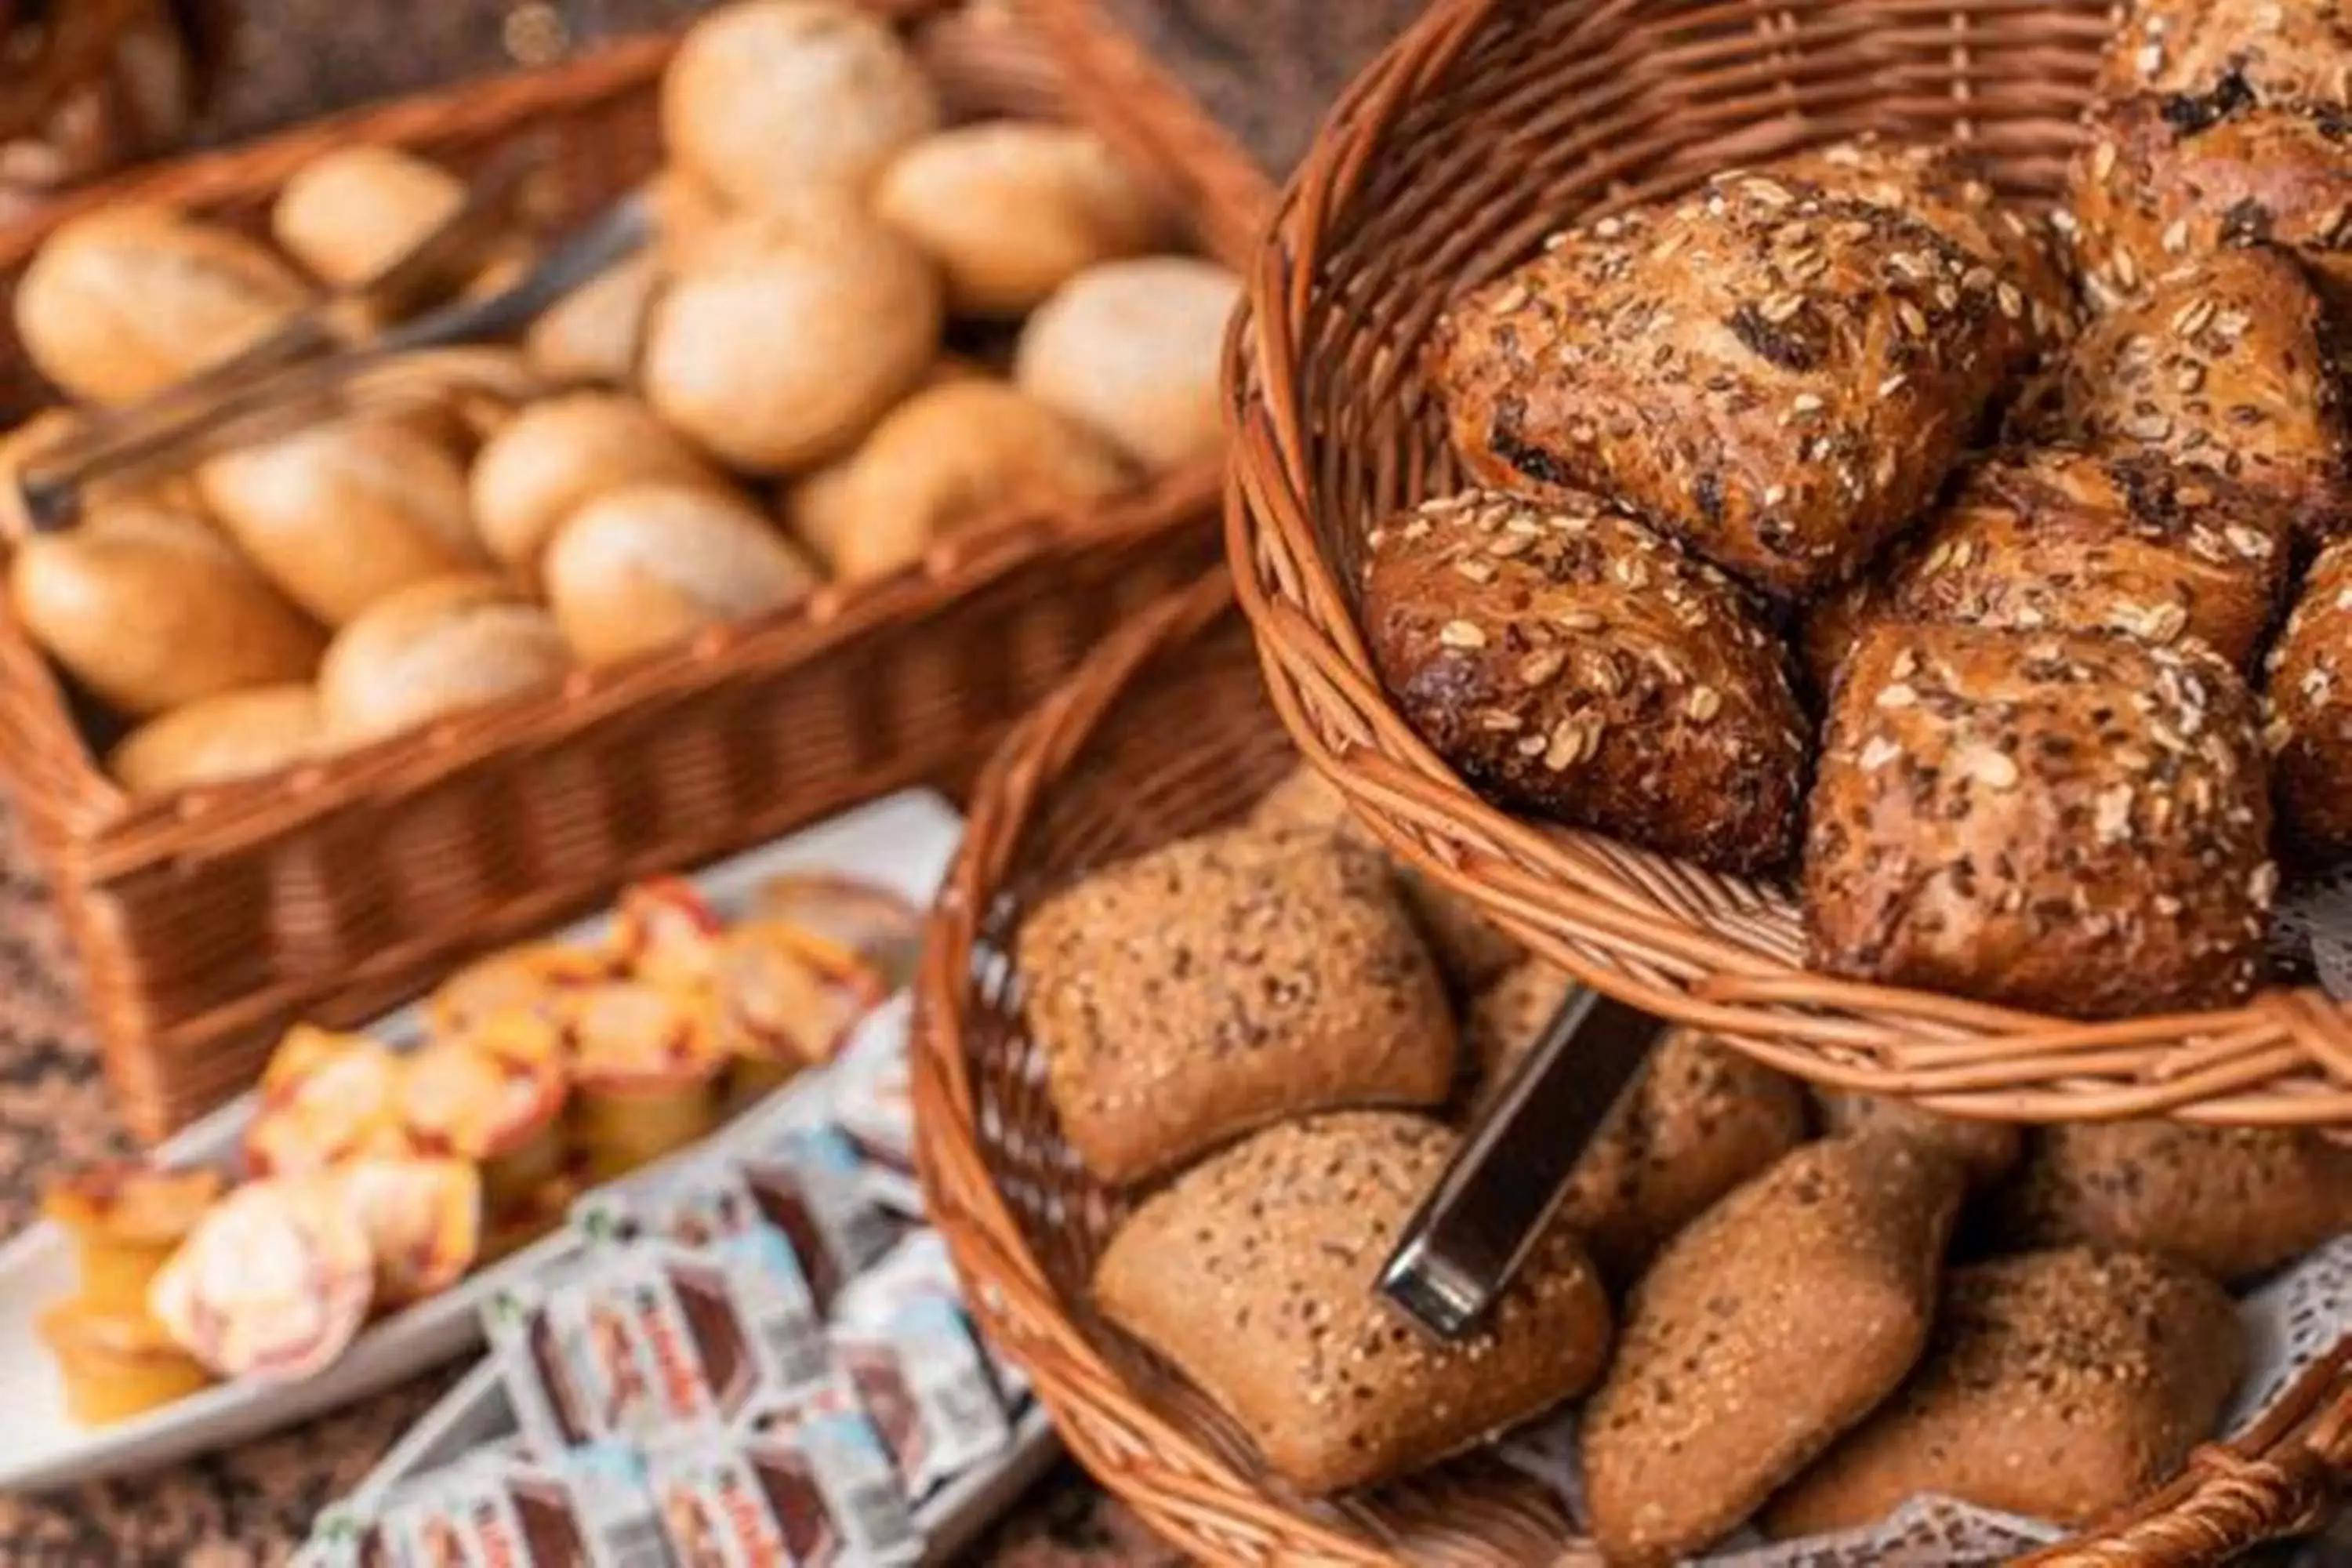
649, 1385, 920, 1568
306, 1440, 668, 1568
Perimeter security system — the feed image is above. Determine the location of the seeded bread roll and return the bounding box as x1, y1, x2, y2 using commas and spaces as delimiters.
1812, 1091, 2020, 1187
1094, 1112, 1612, 1494
1581, 1134, 1966, 1565
1802, 448, 2291, 692
2100, 0, 2352, 110
2262, 538, 2352, 849
2006, 248, 2352, 543
1247, 763, 1523, 993
1468, 960, 1809, 1280
2000, 1120, 2352, 1282
1016, 824, 1456, 1184
1361, 488, 1809, 874
1764, 1248, 2243, 1535
2066, 93, 2352, 311
1806, 623, 2274, 1018
1432, 156, 2035, 596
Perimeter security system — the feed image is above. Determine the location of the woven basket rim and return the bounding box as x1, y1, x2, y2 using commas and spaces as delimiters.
1219, 0, 2352, 1128
0, 0, 1229, 877
913, 568, 2352, 1566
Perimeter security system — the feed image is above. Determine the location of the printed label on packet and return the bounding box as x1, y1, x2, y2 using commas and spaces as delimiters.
837, 1230, 1030, 1407
826, 1292, 1013, 1499
303, 1442, 666, 1568
739, 1127, 903, 1312
650, 1388, 920, 1568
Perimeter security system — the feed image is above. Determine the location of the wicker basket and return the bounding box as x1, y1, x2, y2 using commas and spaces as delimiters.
1223, 0, 2352, 1129
913, 572, 2352, 1565
0, 0, 1241, 1142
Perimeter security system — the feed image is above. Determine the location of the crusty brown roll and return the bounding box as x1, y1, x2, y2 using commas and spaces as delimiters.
2264, 535, 2352, 849
1806, 622, 2274, 1018
543, 483, 818, 665
1813, 1091, 2020, 1187
109, 685, 325, 795
9, 506, 325, 715
1361, 488, 1809, 874
197, 413, 488, 625
16, 207, 311, 406
318, 574, 571, 743
2007, 246, 2352, 542
2065, 93, 2352, 310
1802, 447, 2291, 692
1431, 154, 2036, 597
2099, 0, 2352, 109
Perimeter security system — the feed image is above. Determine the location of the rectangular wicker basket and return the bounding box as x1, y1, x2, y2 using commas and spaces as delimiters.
0, 0, 1263, 1142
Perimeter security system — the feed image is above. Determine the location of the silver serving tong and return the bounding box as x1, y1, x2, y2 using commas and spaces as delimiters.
1379, 984, 1668, 1339
16, 164, 652, 532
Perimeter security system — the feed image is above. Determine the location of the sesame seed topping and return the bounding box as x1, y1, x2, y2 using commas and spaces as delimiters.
1439, 620, 1486, 649
1876, 683, 1919, 709
1686, 686, 1722, 723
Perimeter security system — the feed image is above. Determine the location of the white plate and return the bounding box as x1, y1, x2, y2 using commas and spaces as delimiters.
0, 790, 965, 1494
298, 1361, 1062, 1567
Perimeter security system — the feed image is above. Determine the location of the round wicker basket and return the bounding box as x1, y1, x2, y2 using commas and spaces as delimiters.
1221, 0, 2352, 1127
913, 572, 2352, 1563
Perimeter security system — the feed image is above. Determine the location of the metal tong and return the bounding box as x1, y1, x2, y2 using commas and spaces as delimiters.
16, 153, 653, 532
1379, 982, 1668, 1340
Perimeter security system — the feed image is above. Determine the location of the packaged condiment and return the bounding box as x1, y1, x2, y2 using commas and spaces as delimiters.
713, 919, 887, 1102
430, 943, 619, 1040
648, 1385, 920, 1568
401, 1011, 572, 1211
38, 1301, 216, 1426
308, 1439, 668, 1568
331, 1157, 484, 1307
42, 1162, 224, 1315
825, 1290, 1011, 1499
610, 877, 727, 989
753, 873, 924, 993
244, 1025, 412, 1177
735, 1126, 905, 1312
561, 980, 730, 1181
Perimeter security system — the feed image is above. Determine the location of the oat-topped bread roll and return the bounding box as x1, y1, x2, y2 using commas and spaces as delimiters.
2263, 537, 2352, 849
2066, 93, 2352, 309
2001, 1120, 2352, 1282
2100, 0, 2352, 108
2008, 247, 2352, 543
1813, 1091, 2020, 1187
1764, 1248, 2243, 1535
1361, 488, 1809, 873
1432, 150, 2038, 596
1468, 961, 1809, 1280
1806, 623, 2274, 1017
1017, 824, 1455, 1183
1094, 1112, 1612, 1494
1581, 1134, 1965, 1565
1248, 764, 1523, 993
1803, 448, 2292, 691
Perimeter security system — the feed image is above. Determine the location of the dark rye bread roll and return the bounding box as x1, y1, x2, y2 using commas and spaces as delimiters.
1093, 1112, 1612, 1494
2099, 0, 2352, 111
1581, 1134, 1967, 1566
2263, 537, 2352, 850
1806, 623, 2274, 1018
1764, 1248, 2244, 1535
1016, 824, 1455, 1183
1999, 1120, 2352, 1282
2065, 91, 2352, 312
1430, 148, 2039, 597
1813, 1091, 2021, 1187
1801, 447, 2292, 692
1248, 763, 1523, 993
2005, 247, 2352, 544
1466, 960, 1809, 1282
1360, 488, 1809, 873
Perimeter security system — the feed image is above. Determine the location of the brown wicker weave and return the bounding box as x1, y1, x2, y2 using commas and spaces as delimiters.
0, 0, 1243, 1142
914, 572, 2352, 1565
1222, 0, 2352, 1129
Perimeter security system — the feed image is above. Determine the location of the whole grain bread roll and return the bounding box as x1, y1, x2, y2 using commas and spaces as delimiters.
198, 414, 487, 625
1012, 256, 1240, 472
1806, 623, 2274, 1018
2099, 0, 2352, 110
1094, 1112, 1612, 1494
785, 379, 1133, 583
1764, 1248, 2243, 1534
318, 574, 571, 742
1803, 447, 2291, 691
2006, 248, 2352, 543
2066, 93, 2352, 310
875, 123, 1166, 315
468, 392, 724, 579
2000, 1120, 2352, 1283
1361, 488, 1809, 874
1468, 960, 1810, 1281
1432, 155, 2035, 597
543, 483, 818, 664
1581, 1134, 1966, 1565
643, 207, 942, 472
1813, 1091, 2020, 1187
109, 685, 325, 795
16, 207, 311, 405
660, 0, 938, 210
1016, 823, 1456, 1184
10, 506, 325, 715
2262, 537, 2352, 850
